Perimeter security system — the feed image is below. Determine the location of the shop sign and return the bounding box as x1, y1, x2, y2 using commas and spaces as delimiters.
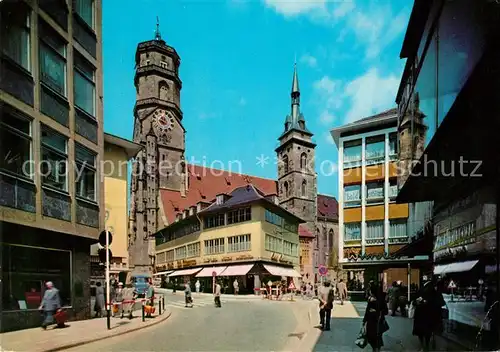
221, 256, 233, 262
235, 254, 253, 261
183, 259, 197, 267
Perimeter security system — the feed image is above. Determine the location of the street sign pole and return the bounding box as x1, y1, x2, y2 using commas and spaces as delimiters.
212, 270, 217, 294
106, 230, 111, 330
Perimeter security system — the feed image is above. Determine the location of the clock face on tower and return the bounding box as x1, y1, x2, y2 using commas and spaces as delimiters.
152, 109, 175, 137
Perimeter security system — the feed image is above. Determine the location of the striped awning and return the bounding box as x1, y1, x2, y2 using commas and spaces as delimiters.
196, 266, 227, 277
263, 264, 301, 278
168, 268, 202, 277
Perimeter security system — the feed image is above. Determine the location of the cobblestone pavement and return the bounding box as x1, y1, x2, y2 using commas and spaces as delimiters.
66, 298, 307, 352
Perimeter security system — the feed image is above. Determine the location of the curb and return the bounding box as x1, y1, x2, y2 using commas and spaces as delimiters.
44, 311, 172, 352
289, 304, 321, 352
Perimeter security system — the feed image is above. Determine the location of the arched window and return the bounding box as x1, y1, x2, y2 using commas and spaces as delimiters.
158, 81, 169, 100
300, 153, 307, 169
301, 180, 307, 197
328, 229, 334, 250
283, 155, 289, 173
284, 181, 289, 196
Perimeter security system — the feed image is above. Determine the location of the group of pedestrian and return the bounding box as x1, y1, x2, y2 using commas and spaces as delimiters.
386, 280, 408, 317
183, 280, 223, 308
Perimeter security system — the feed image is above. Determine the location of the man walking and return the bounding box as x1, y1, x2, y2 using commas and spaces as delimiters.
233, 279, 239, 295
336, 279, 347, 305
39, 281, 62, 329
214, 281, 222, 308
195, 279, 201, 294
318, 281, 335, 331
184, 282, 193, 308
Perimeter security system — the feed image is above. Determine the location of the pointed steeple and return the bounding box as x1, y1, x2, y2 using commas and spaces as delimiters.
291, 62, 300, 95
154, 16, 162, 42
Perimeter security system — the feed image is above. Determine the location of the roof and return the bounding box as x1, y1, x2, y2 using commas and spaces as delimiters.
317, 194, 338, 221
160, 164, 277, 224
330, 108, 398, 147
298, 224, 315, 238
104, 133, 143, 159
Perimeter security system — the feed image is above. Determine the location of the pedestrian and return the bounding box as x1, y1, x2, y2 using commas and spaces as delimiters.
362, 283, 389, 352
412, 279, 445, 351
318, 280, 335, 331
184, 281, 193, 308
233, 279, 239, 295
122, 282, 136, 319
387, 281, 399, 315
172, 278, 177, 294
195, 279, 201, 294
113, 282, 124, 318
94, 282, 105, 318
145, 279, 155, 317
39, 281, 63, 330
337, 279, 347, 305
214, 281, 222, 307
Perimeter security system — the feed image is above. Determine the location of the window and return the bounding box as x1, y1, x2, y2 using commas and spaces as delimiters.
328, 229, 334, 250
366, 221, 384, 239
1, 4, 30, 70
300, 153, 307, 169
75, 143, 96, 201
204, 214, 225, 229
39, 21, 67, 96
389, 219, 408, 238
344, 223, 361, 241
2, 244, 71, 311
166, 250, 174, 262
366, 182, 384, 203
156, 252, 166, 264
343, 140, 361, 168
344, 185, 361, 207
186, 242, 200, 258
282, 155, 289, 173
228, 234, 251, 252
365, 135, 385, 165
389, 133, 397, 160
284, 181, 289, 196
74, 53, 96, 116
265, 234, 282, 253
75, 0, 94, 28
265, 210, 282, 226
283, 241, 298, 256
227, 207, 251, 224
204, 238, 225, 255
41, 126, 68, 191
301, 180, 306, 197
283, 220, 298, 233
160, 61, 168, 69
389, 179, 398, 199
174, 246, 186, 260
0, 111, 32, 178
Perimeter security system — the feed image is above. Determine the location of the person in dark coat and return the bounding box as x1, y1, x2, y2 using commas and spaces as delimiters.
412, 280, 445, 351
363, 284, 388, 352
39, 281, 62, 329
94, 282, 105, 318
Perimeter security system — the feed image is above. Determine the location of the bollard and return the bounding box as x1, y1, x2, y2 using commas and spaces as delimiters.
142, 301, 145, 322
162, 295, 165, 311
159, 297, 162, 315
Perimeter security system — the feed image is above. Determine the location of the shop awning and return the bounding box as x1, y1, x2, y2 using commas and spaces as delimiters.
153, 270, 173, 276
221, 264, 254, 276
168, 268, 202, 277
195, 266, 227, 277
434, 260, 479, 275
263, 264, 301, 277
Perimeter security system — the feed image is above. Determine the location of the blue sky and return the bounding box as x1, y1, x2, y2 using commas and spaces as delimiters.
102, 0, 412, 198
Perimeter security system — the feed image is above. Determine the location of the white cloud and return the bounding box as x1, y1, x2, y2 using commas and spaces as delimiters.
319, 110, 335, 125
262, 0, 327, 18
300, 53, 317, 68
332, 1, 355, 18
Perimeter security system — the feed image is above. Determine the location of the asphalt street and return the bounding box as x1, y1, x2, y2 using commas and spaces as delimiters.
66, 294, 301, 352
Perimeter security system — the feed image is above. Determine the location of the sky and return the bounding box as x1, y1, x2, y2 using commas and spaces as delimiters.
102, 0, 412, 198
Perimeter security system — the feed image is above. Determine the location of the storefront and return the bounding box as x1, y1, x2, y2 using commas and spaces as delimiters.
1, 222, 93, 332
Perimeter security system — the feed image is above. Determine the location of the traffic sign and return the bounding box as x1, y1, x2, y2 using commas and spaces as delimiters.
98, 248, 112, 264
212, 271, 217, 277
98, 230, 113, 247
318, 265, 328, 276
448, 280, 456, 289
288, 281, 296, 290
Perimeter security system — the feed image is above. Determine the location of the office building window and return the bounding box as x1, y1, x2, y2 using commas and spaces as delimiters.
174, 246, 186, 260
365, 135, 385, 165
0, 111, 32, 178
74, 0, 94, 28
74, 53, 95, 116
204, 238, 225, 255
1, 4, 30, 71
265, 234, 283, 253
186, 242, 200, 258
40, 126, 68, 191
389, 133, 397, 160
265, 209, 282, 226
283, 241, 299, 256
389, 219, 408, 238
366, 182, 384, 203
204, 213, 225, 229
228, 234, 251, 253
366, 221, 384, 239
156, 252, 166, 264
227, 207, 251, 224
39, 21, 67, 96
343, 139, 361, 168
344, 223, 361, 241
75, 143, 96, 201
389, 179, 398, 199
166, 250, 174, 262
344, 185, 361, 207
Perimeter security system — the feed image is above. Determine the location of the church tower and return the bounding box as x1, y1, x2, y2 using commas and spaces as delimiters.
129, 21, 186, 273
276, 64, 317, 233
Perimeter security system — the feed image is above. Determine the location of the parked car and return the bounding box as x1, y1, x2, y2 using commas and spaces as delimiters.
131, 274, 151, 297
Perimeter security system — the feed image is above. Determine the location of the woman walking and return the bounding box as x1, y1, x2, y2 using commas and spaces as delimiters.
362, 284, 388, 352
94, 282, 105, 318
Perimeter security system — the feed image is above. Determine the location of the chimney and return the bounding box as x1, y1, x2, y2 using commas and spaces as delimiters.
197, 201, 210, 212
216, 194, 224, 205
189, 206, 196, 216
184, 209, 189, 218
175, 213, 182, 222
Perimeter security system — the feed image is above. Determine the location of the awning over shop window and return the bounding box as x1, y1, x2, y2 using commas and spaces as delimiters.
153, 271, 173, 276
168, 268, 202, 277
221, 264, 254, 276
263, 264, 301, 278
195, 266, 227, 277
433, 260, 479, 275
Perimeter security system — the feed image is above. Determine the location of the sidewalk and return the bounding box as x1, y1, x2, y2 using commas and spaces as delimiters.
155, 288, 262, 299
0, 308, 171, 352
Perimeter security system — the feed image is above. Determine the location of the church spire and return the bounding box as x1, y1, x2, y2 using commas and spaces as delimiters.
154, 16, 162, 41
291, 63, 300, 123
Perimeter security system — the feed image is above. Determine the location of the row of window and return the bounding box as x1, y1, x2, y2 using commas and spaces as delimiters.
0, 112, 96, 200
433, 221, 476, 251
281, 152, 309, 174
344, 181, 398, 207
343, 133, 397, 169
281, 179, 308, 199
1, 5, 97, 116
204, 207, 252, 229
344, 219, 408, 241
264, 234, 299, 257
156, 221, 201, 245
264, 209, 299, 233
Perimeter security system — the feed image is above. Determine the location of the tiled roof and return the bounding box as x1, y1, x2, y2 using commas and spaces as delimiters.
298, 224, 315, 238
200, 184, 264, 213
317, 194, 338, 221
160, 164, 277, 224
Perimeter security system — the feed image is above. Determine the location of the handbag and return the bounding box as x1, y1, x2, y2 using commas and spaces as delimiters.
379, 317, 390, 333
441, 305, 449, 320
354, 327, 368, 349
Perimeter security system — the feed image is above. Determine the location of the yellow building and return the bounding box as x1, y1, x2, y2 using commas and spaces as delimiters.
154, 185, 303, 293
90, 133, 142, 281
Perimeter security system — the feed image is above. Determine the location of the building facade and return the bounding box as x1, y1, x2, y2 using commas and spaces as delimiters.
154, 185, 302, 292
1, 0, 104, 331
332, 109, 431, 290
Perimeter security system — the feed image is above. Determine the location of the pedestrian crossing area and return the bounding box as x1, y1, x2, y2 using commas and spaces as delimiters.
164, 297, 222, 310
